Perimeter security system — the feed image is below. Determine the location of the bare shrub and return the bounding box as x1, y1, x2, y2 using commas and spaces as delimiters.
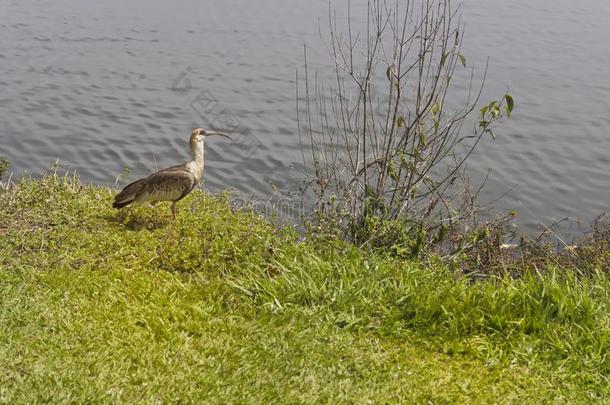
298, 0, 513, 252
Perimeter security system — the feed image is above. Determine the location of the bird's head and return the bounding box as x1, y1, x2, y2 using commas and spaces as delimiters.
189, 128, 232, 151
190, 128, 231, 142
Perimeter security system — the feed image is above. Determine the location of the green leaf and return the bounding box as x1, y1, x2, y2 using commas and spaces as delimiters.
387, 160, 397, 180
400, 154, 408, 168
396, 116, 405, 127
431, 101, 440, 115
475, 228, 489, 243
440, 53, 447, 67
505, 93, 514, 117
386, 65, 392, 81
458, 54, 466, 67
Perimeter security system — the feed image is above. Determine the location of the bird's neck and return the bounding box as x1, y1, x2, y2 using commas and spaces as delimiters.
190, 141, 205, 181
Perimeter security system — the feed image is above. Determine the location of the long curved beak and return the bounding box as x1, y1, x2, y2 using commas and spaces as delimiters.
205, 131, 232, 141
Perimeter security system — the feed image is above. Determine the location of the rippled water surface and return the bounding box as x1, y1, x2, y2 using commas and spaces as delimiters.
1, 0, 609, 233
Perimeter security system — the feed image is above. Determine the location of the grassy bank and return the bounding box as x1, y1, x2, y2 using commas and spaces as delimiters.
1, 174, 609, 402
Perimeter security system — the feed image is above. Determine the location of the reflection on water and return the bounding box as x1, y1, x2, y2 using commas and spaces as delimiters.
0, 0, 608, 234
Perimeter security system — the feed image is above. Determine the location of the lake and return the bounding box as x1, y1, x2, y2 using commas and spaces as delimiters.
1, 0, 608, 234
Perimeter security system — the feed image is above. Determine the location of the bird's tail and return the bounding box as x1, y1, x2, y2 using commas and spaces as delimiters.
112, 199, 133, 209
112, 179, 144, 209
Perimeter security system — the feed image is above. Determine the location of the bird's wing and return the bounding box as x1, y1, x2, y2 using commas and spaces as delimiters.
136, 167, 197, 202
113, 164, 196, 206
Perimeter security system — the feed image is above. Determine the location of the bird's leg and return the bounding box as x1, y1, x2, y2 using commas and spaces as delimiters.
171, 201, 177, 220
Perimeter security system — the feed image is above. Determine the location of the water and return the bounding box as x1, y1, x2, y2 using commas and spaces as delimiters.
1, 0, 608, 234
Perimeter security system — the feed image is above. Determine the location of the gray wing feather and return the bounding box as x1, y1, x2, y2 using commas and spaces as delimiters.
138, 169, 196, 201
113, 164, 196, 208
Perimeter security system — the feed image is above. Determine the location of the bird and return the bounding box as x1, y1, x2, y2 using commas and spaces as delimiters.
113, 128, 231, 219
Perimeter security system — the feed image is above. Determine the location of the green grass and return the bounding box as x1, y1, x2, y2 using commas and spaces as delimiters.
0, 174, 609, 403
